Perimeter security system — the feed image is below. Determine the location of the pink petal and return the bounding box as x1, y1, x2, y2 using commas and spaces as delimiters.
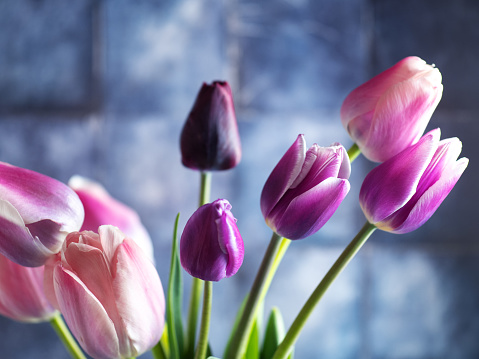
111, 239, 165, 357
0, 255, 56, 322
260, 135, 306, 219
54, 265, 120, 359
360, 129, 440, 224
0, 199, 56, 267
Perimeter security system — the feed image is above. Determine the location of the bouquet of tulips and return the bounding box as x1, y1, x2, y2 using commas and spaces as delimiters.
0, 56, 468, 359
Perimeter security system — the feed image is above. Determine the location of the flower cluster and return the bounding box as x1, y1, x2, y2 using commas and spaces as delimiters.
0, 58, 468, 359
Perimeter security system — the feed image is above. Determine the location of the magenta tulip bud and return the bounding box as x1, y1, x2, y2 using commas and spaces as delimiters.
69, 176, 154, 262
360, 129, 468, 233
180, 199, 244, 281
180, 81, 241, 171
45, 226, 165, 359
0, 162, 84, 267
341, 56, 443, 162
261, 135, 351, 240
0, 254, 56, 323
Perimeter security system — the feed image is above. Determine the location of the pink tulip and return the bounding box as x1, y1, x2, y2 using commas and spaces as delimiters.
0, 162, 84, 267
0, 254, 56, 323
260, 135, 350, 240
341, 56, 443, 162
180, 81, 241, 171
69, 176, 154, 262
360, 129, 468, 233
180, 199, 244, 281
45, 226, 165, 359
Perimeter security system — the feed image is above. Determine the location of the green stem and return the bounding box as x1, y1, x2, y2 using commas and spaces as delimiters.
347, 143, 361, 162
272, 222, 376, 359
151, 340, 168, 359
194, 281, 213, 359
225, 232, 284, 359
185, 171, 212, 358
49, 313, 87, 359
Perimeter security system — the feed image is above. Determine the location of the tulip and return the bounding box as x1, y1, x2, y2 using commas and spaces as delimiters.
360, 128, 468, 233
45, 225, 165, 359
260, 135, 351, 240
0, 254, 56, 323
340, 56, 443, 162
69, 175, 154, 262
180, 81, 241, 171
0, 162, 84, 267
180, 199, 244, 281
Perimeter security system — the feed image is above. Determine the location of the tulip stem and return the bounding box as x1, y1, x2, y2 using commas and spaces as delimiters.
272, 222, 376, 359
185, 171, 212, 358
49, 313, 87, 359
225, 232, 283, 359
195, 280, 212, 359
347, 143, 361, 162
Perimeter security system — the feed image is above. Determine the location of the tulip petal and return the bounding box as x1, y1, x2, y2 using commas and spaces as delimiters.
215, 205, 244, 278
274, 178, 350, 240
261, 135, 306, 218
0, 255, 56, 322
54, 265, 120, 359
0, 199, 55, 267
360, 129, 440, 224
0, 162, 84, 233
112, 239, 165, 357
363, 75, 442, 162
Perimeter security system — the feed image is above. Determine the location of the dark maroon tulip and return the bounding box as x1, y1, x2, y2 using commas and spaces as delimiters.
180, 81, 241, 171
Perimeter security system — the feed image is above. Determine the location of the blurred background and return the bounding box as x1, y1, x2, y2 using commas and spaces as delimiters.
1, 0, 478, 358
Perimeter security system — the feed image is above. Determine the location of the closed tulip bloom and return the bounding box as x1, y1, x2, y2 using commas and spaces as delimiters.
180, 199, 244, 281
46, 226, 165, 359
69, 175, 154, 262
341, 56, 443, 162
0, 162, 84, 267
180, 81, 241, 171
0, 254, 56, 323
261, 135, 351, 240
360, 129, 468, 233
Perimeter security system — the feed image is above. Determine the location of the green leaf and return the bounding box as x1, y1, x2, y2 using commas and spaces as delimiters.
206, 357, 221, 359
166, 214, 184, 359
243, 300, 264, 359
223, 294, 248, 357
261, 307, 285, 359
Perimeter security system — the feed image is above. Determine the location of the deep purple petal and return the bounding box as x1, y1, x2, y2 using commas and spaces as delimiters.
274, 178, 350, 239
360, 129, 439, 224
260, 135, 306, 219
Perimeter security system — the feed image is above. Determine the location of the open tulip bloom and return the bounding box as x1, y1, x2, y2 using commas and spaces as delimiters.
0, 65, 469, 359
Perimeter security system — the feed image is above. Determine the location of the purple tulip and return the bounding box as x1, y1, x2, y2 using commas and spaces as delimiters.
180, 199, 244, 281
0, 162, 84, 267
260, 135, 351, 240
180, 81, 241, 171
0, 255, 57, 323
341, 56, 443, 162
360, 129, 468, 233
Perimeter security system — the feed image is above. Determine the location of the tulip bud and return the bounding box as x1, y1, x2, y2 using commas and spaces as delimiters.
45, 226, 165, 359
69, 175, 154, 262
180, 81, 241, 171
0, 254, 56, 323
261, 135, 351, 240
180, 199, 244, 281
340, 56, 443, 162
0, 162, 84, 267
360, 129, 468, 233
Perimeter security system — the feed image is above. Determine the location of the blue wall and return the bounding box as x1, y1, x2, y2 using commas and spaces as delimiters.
0, 0, 478, 358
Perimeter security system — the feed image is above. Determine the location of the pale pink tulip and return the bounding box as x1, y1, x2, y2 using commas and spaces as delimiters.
69, 176, 154, 262
45, 226, 165, 359
341, 56, 443, 162
0, 254, 56, 323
